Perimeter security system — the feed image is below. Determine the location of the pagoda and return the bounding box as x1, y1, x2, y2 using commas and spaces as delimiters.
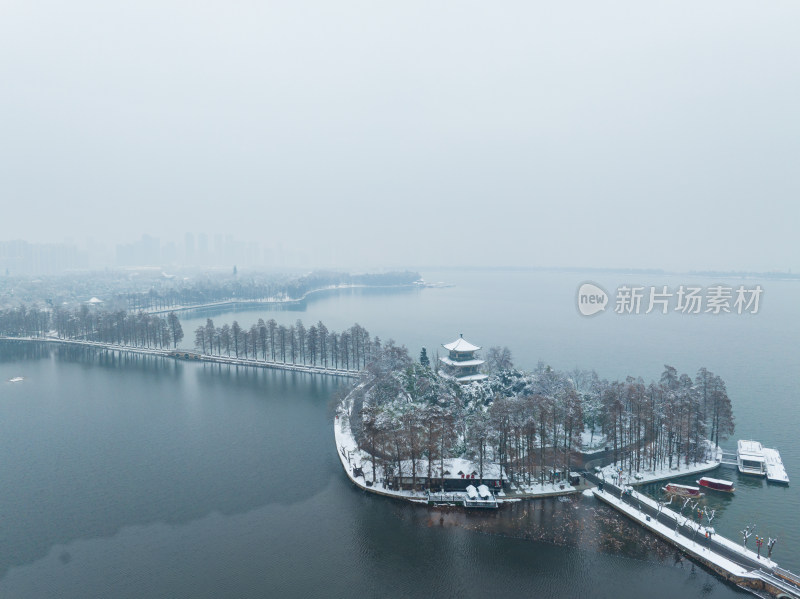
439, 334, 488, 383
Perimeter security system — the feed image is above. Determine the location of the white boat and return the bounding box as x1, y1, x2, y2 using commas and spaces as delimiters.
465, 484, 478, 500
463, 483, 498, 508
737, 440, 766, 476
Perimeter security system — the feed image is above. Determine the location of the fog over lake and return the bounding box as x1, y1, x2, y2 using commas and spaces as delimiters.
6, 269, 795, 598
1, 1, 799, 271
1, 3, 798, 595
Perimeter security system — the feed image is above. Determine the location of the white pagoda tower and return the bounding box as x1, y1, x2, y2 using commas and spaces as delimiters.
439, 334, 488, 383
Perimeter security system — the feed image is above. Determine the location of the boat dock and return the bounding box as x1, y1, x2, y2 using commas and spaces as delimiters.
764, 448, 790, 484
427, 490, 499, 509
720, 441, 790, 485
585, 472, 800, 598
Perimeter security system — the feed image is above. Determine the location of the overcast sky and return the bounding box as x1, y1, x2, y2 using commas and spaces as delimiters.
1, 1, 798, 271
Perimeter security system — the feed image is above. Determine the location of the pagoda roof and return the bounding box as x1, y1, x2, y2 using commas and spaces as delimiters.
443, 337, 481, 352
439, 356, 485, 367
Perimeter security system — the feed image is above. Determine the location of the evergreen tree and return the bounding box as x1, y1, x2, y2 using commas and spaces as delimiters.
419, 347, 430, 367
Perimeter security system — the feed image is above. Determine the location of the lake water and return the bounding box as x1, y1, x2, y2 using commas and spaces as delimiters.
2, 268, 798, 597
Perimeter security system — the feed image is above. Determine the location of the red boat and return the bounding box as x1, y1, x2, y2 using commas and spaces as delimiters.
697, 477, 735, 493
662, 483, 704, 497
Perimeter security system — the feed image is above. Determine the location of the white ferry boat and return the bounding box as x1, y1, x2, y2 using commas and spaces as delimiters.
737, 440, 766, 476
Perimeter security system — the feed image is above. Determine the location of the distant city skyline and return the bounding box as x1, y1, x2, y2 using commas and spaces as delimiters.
1, 232, 798, 277
0, 233, 323, 274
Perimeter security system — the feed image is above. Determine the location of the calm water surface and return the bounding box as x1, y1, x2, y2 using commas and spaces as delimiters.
181, 269, 800, 563
2, 269, 797, 598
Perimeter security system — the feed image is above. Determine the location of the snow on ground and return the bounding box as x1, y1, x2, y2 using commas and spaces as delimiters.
598, 444, 723, 486
508, 481, 576, 496
333, 403, 576, 503
333, 408, 435, 503
592, 487, 763, 578
582, 489, 594, 497
763, 447, 790, 484
580, 428, 607, 453
5, 336, 359, 378
594, 483, 776, 570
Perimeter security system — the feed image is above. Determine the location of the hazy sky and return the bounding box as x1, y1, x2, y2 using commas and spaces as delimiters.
1, 1, 798, 271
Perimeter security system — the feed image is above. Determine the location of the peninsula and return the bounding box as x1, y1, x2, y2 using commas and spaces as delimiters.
334, 335, 734, 506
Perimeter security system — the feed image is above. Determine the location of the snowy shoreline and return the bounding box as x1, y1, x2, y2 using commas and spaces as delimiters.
334, 408, 428, 504
333, 402, 577, 505
144, 283, 418, 315
598, 445, 724, 487
0, 336, 360, 379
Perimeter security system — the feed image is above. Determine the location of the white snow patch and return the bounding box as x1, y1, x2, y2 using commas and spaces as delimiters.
510, 481, 577, 495
333, 398, 568, 503
580, 428, 607, 452
592, 486, 774, 576
598, 443, 723, 486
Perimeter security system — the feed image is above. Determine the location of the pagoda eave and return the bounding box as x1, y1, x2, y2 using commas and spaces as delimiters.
439, 357, 485, 367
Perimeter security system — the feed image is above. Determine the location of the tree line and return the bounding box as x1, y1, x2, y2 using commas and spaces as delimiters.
349, 345, 735, 490
120, 270, 420, 311
0, 305, 50, 337
0, 304, 184, 349
194, 318, 379, 370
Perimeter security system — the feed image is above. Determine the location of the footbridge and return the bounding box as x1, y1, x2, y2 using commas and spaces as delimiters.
584, 472, 800, 598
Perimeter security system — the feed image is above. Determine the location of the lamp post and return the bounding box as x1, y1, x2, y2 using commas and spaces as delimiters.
741, 524, 755, 550
767, 537, 777, 559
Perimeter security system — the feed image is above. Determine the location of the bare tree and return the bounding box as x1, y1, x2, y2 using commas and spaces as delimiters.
485, 346, 513, 372
231, 321, 241, 358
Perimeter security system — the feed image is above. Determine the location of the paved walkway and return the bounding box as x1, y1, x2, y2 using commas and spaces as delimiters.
585, 471, 800, 598
1, 337, 360, 379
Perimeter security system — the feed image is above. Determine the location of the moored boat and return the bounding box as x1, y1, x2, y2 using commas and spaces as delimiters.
662, 483, 704, 497
737, 440, 766, 476
697, 477, 735, 493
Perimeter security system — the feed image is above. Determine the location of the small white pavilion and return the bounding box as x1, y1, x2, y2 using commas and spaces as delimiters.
439, 334, 488, 383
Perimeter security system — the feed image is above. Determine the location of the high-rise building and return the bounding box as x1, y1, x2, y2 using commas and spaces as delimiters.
184, 233, 195, 265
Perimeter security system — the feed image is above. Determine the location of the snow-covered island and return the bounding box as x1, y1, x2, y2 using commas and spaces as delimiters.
334, 336, 735, 508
